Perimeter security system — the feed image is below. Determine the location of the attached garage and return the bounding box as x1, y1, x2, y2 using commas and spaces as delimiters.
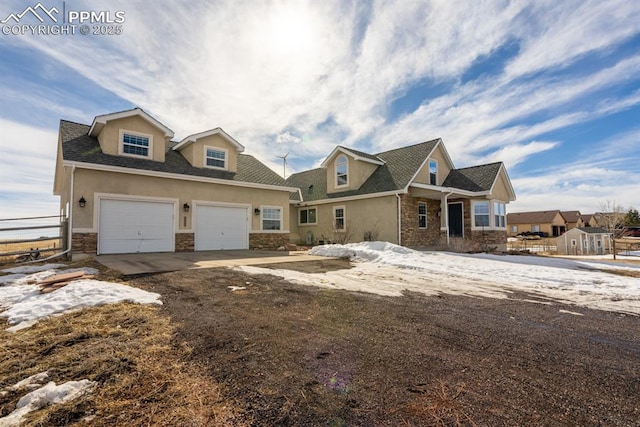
195, 204, 249, 250
98, 199, 175, 254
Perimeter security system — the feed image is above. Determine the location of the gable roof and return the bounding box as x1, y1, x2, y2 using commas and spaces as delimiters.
507, 210, 564, 224
60, 120, 291, 188
287, 139, 440, 201
319, 145, 385, 167
172, 127, 245, 152
88, 108, 174, 139
560, 210, 582, 222
442, 162, 503, 192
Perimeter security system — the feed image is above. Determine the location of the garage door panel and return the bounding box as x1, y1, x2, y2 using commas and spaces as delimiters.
99, 200, 174, 254
195, 205, 248, 250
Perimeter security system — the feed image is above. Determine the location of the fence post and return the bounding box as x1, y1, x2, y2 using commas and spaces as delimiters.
61, 218, 70, 261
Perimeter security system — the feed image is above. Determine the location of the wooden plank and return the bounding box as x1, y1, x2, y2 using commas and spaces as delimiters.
37, 271, 84, 286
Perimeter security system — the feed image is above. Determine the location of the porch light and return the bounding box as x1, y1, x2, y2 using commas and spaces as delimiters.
78, 196, 86, 208
183, 203, 190, 212
254, 208, 261, 215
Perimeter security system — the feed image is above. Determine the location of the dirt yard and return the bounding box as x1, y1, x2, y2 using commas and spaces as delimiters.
128, 259, 640, 426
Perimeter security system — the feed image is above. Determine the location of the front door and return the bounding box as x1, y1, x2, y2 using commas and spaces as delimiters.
448, 203, 463, 237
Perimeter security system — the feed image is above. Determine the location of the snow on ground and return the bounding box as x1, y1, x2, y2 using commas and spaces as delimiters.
1, 264, 66, 274
0, 266, 162, 331
0, 378, 95, 427
238, 242, 640, 315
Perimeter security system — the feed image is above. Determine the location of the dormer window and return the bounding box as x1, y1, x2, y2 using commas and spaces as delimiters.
336, 154, 348, 187
120, 130, 152, 158
205, 147, 227, 170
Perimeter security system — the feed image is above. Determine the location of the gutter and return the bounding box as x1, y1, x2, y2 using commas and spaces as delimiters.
68, 165, 76, 258
442, 190, 454, 247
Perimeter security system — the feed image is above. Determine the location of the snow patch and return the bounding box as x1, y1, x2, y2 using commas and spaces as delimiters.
1, 263, 66, 274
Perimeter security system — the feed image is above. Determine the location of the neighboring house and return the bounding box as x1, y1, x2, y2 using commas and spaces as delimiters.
560, 210, 584, 230
556, 227, 612, 255
54, 108, 298, 255
506, 210, 567, 237
581, 214, 598, 227
285, 140, 516, 250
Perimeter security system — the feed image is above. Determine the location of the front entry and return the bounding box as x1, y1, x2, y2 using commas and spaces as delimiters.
448, 202, 463, 238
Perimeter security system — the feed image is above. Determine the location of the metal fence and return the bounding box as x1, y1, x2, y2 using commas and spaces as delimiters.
0, 215, 68, 263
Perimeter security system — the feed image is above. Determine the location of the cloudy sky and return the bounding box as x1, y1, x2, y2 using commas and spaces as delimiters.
1, 0, 639, 219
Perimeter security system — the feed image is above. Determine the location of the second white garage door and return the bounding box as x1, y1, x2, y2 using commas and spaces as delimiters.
195, 205, 249, 250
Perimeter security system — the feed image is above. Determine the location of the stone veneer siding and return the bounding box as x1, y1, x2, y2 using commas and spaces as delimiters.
175, 233, 194, 252
400, 195, 441, 247
72, 233, 97, 254
249, 233, 290, 250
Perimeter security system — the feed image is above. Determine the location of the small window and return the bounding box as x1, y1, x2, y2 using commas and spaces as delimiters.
532, 225, 540, 232
429, 159, 437, 185
418, 202, 427, 229
493, 202, 506, 228
205, 147, 226, 169
473, 201, 490, 227
336, 155, 348, 187
511, 225, 518, 233
334, 206, 345, 230
122, 133, 150, 157
299, 208, 317, 225
262, 207, 281, 230
571, 239, 577, 247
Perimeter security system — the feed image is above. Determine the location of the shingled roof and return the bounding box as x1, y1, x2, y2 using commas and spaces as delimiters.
506, 210, 563, 224
442, 162, 503, 192
59, 120, 290, 187
286, 139, 440, 201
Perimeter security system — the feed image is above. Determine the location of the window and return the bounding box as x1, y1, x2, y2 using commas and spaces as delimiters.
336, 155, 348, 187
494, 202, 506, 228
511, 225, 518, 233
418, 202, 427, 229
429, 159, 437, 185
571, 239, 577, 247
532, 225, 540, 232
122, 133, 150, 157
334, 206, 345, 230
299, 208, 317, 225
473, 201, 490, 227
205, 147, 227, 169
262, 207, 281, 230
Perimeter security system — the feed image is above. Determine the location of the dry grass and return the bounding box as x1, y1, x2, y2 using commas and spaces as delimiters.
405, 381, 477, 427
0, 239, 62, 263
0, 303, 244, 426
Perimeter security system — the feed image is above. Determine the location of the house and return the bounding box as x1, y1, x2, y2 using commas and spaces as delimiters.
54, 108, 516, 255
556, 227, 612, 255
285, 140, 516, 251
581, 214, 598, 228
506, 210, 567, 237
54, 108, 298, 255
560, 211, 584, 230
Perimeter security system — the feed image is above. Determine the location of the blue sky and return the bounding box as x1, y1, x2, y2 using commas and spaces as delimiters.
1, 0, 639, 219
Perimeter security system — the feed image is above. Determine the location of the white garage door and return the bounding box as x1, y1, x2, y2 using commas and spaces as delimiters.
195, 205, 248, 250
99, 199, 175, 254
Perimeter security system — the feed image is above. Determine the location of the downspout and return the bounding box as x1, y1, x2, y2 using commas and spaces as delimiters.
396, 193, 402, 246
68, 165, 76, 258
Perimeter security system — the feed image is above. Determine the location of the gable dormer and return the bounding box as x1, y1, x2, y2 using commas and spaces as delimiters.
412, 139, 453, 186
88, 108, 174, 163
172, 128, 244, 173
321, 146, 384, 193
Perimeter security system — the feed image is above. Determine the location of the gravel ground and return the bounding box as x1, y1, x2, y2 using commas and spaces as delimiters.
131, 259, 640, 426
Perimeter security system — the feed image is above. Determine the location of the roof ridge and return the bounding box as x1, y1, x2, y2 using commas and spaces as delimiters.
60, 118, 90, 127
453, 161, 503, 171
374, 138, 441, 156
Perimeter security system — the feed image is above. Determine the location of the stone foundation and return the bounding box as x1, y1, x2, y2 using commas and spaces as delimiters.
249, 233, 290, 250
175, 233, 194, 252
469, 230, 507, 251
72, 233, 97, 254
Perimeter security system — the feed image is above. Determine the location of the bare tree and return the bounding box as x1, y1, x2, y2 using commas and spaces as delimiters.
596, 200, 626, 237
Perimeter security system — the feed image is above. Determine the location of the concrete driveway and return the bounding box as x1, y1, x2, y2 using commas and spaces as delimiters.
95, 250, 329, 275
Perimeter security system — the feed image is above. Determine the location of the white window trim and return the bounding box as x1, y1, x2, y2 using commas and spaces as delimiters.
260, 205, 283, 232
429, 159, 438, 186
204, 146, 228, 170
118, 129, 153, 159
471, 200, 507, 230
298, 207, 318, 226
333, 205, 346, 231
418, 202, 427, 229
335, 154, 349, 188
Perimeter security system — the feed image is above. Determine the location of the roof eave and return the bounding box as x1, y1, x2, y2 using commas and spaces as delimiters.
173, 127, 245, 152
88, 108, 174, 139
